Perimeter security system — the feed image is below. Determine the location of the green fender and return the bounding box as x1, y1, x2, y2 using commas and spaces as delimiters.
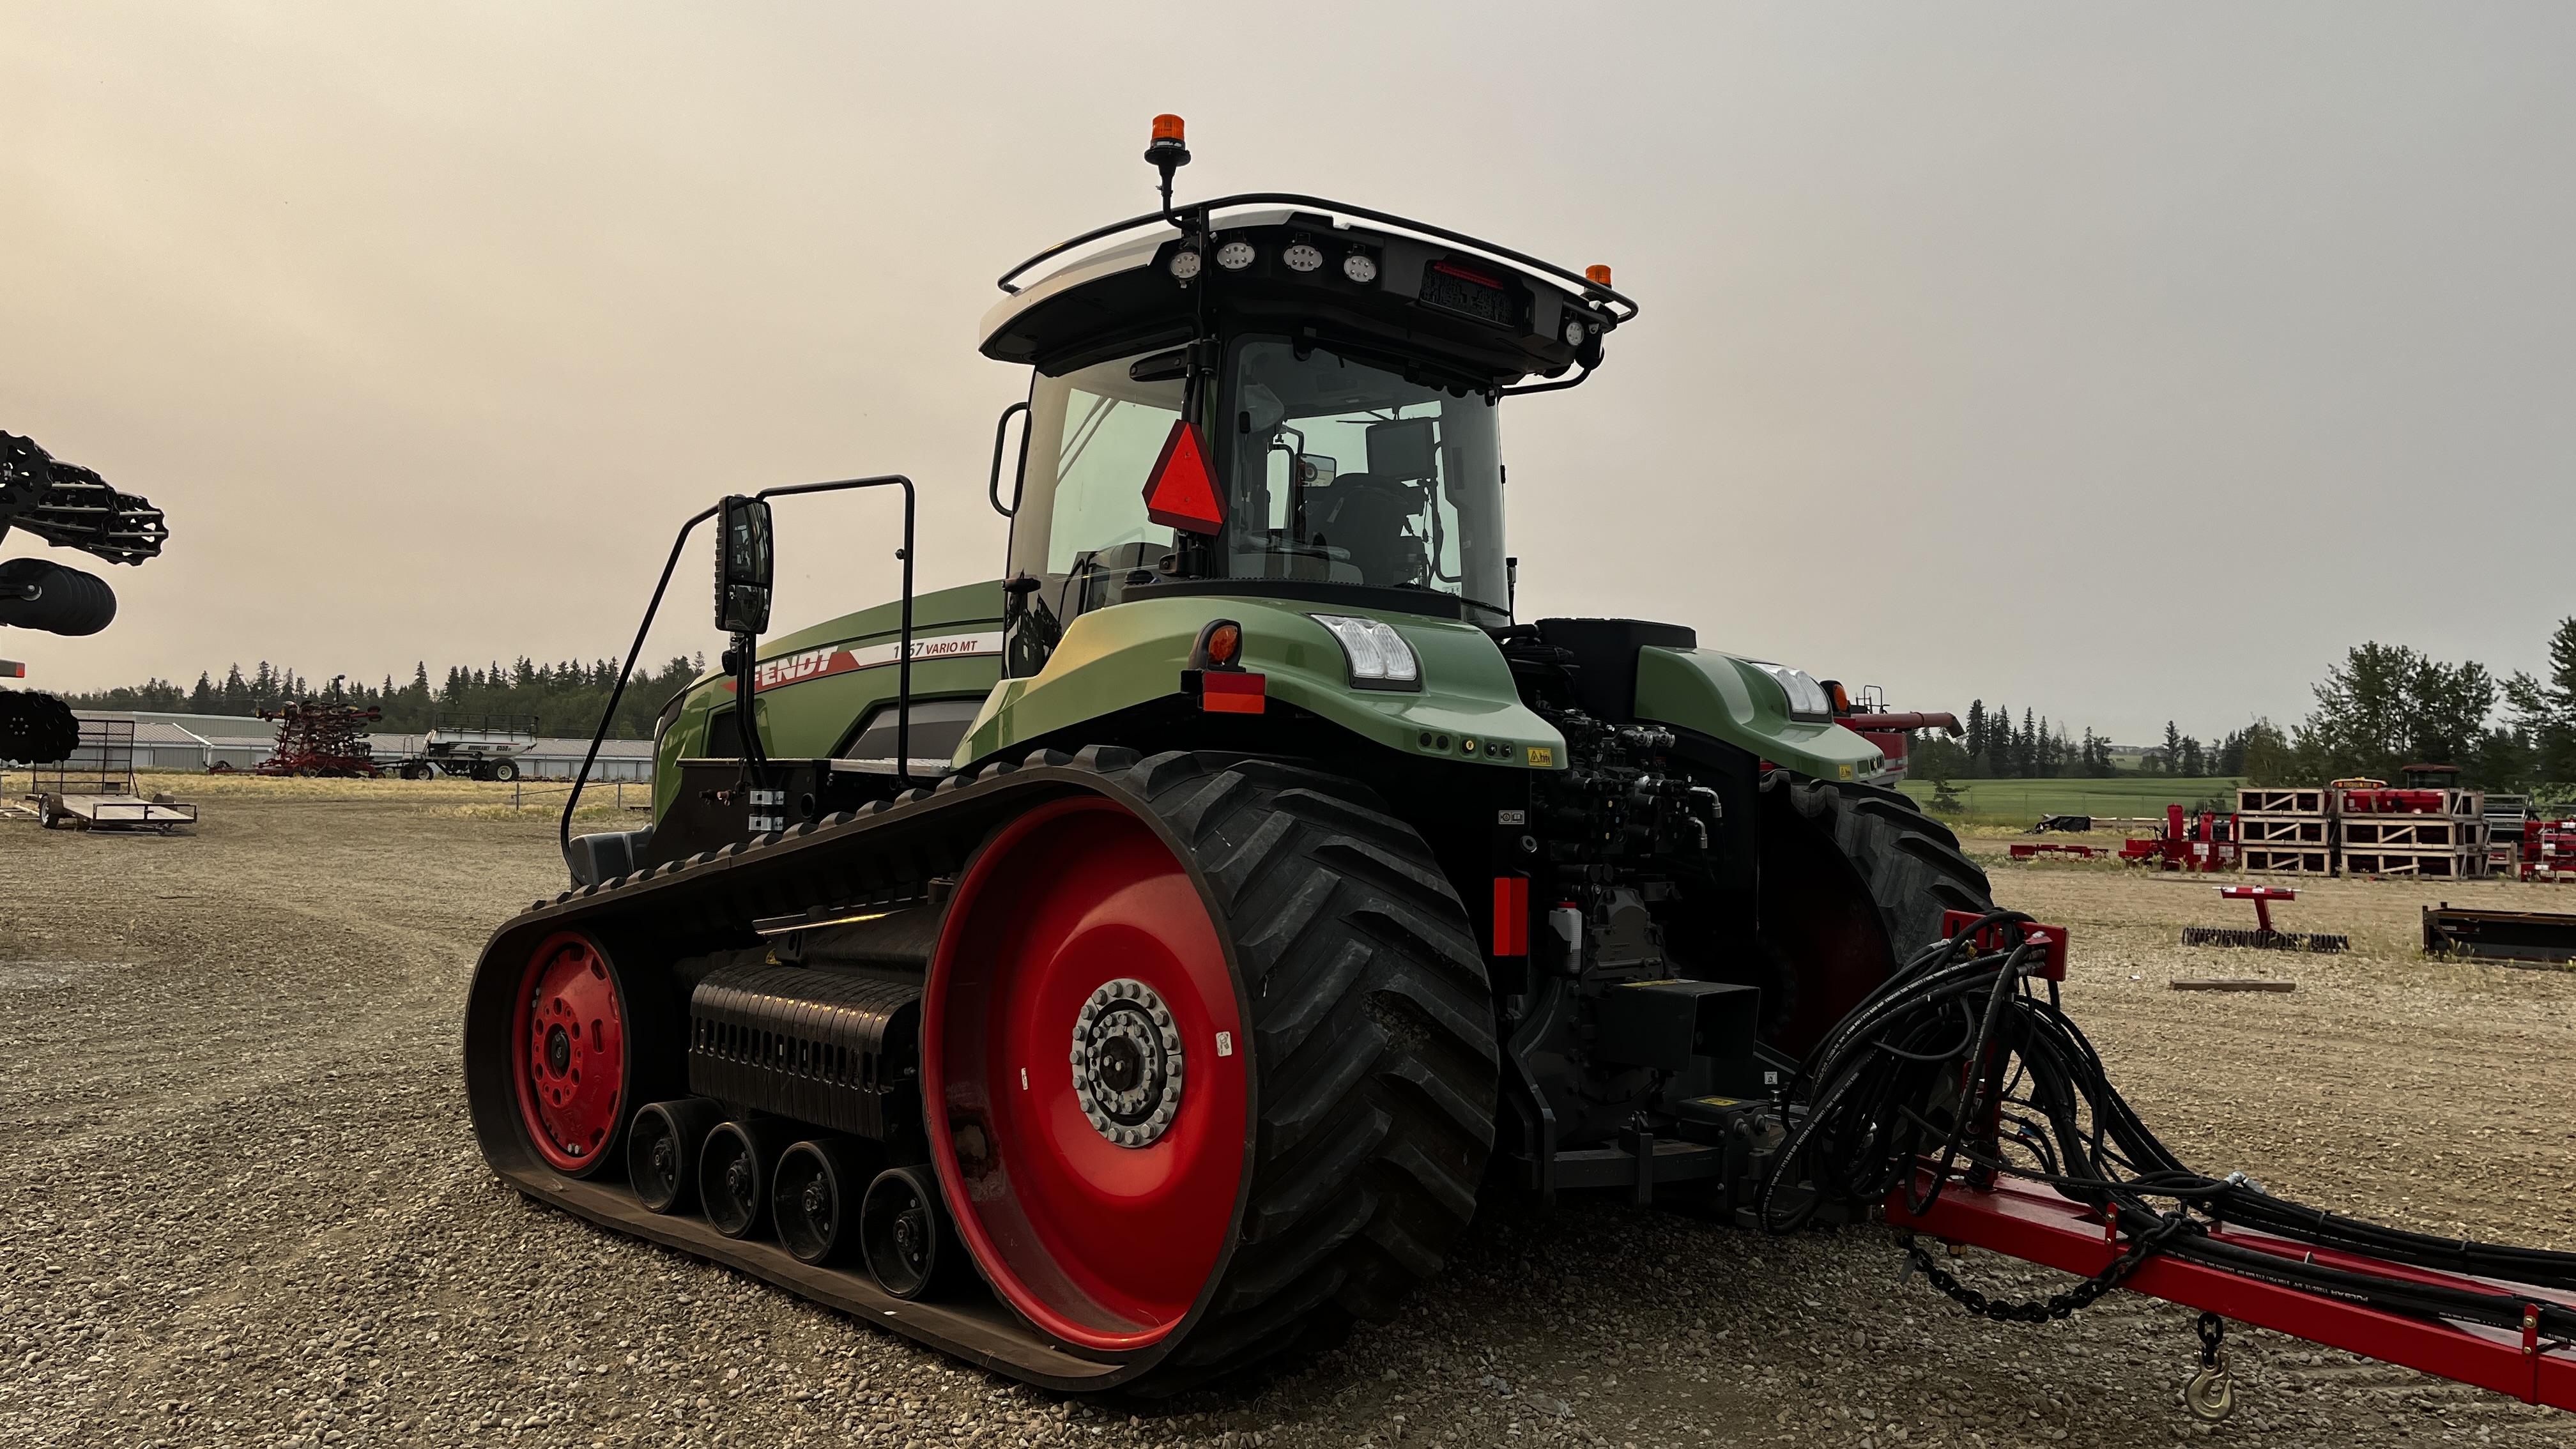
654, 581, 1007, 822
959, 594, 1568, 771
1634, 647, 1889, 782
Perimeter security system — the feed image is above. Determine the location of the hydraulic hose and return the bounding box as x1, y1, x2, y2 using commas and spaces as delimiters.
1761, 914, 2576, 1340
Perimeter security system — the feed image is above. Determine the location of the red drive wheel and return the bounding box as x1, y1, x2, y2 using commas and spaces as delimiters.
924, 796, 1248, 1353
511, 930, 630, 1176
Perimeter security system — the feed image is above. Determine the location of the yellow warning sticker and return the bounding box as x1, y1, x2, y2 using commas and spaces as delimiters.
1838, 763, 1855, 779
1527, 746, 1554, 768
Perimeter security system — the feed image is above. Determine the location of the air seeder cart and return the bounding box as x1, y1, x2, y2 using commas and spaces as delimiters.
464, 120, 2576, 1413
383, 714, 538, 781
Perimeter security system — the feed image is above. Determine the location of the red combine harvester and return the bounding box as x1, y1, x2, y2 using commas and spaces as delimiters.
1820, 680, 1960, 786
2120, 802, 2241, 871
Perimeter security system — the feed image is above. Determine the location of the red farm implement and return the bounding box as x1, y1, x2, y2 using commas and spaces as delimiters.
2180, 885, 2348, 952
1797, 914, 2576, 1424
2120, 803, 2241, 871
2515, 819, 2576, 882
1820, 682, 1960, 788
252, 702, 384, 778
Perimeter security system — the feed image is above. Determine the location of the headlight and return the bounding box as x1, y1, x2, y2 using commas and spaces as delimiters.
1312, 615, 1420, 690
1747, 661, 1833, 721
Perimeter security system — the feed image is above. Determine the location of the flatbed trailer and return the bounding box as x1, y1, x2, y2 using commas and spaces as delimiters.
34, 791, 197, 832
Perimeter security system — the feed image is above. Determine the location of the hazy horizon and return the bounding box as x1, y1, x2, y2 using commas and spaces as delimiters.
6, 3, 2572, 743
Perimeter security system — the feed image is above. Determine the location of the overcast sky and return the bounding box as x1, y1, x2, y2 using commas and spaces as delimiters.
4, 3, 2570, 742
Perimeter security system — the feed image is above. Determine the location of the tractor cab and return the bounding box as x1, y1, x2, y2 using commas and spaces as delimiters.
980, 157, 1634, 674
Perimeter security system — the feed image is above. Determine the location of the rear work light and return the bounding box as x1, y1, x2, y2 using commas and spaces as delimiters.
1310, 615, 1420, 691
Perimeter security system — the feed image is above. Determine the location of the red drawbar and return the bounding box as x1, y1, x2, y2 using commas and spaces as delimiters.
1939, 910, 2068, 981
1141, 420, 1224, 534
1198, 671, 1265, 714
1492, 877, 1529, 956
1889, 1172, 2576, 1410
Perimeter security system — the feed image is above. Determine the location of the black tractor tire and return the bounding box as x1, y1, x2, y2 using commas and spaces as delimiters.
1754, 772, 1994, 1057
935, 751, 1501, 1393
1144, 756, 1499, 1388
0, 689, 81, 765
492, 760, 519, 783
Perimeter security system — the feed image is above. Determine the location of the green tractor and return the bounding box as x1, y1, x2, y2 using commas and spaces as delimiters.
464, 118, 1991, 1393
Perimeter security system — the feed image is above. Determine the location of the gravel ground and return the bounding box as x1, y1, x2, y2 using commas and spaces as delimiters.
5, 794, 2576, 1448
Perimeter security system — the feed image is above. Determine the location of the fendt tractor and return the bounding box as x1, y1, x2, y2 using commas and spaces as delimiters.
468, 121, 2576, 1409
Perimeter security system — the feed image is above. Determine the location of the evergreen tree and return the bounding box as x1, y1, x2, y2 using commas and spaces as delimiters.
2506, 617, 2576, 782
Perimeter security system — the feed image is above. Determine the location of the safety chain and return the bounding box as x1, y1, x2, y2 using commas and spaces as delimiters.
1899, 1216, 2186, 1324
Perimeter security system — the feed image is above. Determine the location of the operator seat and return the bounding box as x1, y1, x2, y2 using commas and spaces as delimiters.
1309, 472, 1427, 586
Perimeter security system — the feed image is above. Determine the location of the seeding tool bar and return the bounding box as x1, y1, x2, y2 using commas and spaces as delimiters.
1888, 1174, 2576, 1411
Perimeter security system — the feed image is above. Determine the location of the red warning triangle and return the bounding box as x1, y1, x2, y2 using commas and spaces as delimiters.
1141, 419, 1224, 535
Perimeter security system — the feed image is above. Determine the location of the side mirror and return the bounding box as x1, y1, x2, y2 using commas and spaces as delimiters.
716, 494, 773, 635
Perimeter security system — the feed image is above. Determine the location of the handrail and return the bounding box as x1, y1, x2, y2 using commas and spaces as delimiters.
755, 476, 916, 783
560, 502, 720, 859
558, 474, 919, 868
994, 192, 1639, 325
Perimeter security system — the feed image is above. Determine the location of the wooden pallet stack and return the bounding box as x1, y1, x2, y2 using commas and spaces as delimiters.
2338, 783, 2488, 878
2239, 786, 2334, 875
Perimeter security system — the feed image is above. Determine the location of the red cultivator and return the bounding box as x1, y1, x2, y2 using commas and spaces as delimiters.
252, 702, 384, 777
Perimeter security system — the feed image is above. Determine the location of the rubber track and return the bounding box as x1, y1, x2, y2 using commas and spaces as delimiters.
1767, 772, 1995, 956
1117, 752, 1500, 1390
467, 744, 1496, 1394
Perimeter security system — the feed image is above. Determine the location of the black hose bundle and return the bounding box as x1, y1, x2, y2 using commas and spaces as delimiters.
1759, 910, 2576, 1338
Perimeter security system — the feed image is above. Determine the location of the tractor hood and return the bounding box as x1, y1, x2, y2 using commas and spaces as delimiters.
981, 196, 1634, 389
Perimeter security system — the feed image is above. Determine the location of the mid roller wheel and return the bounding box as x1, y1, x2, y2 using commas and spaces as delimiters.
699, 1119, 797, 1239
772, 1138, 880, 1265
627, 1098, 724, 1213
859, 1165, 960, 1300
511, 931, 631, 1176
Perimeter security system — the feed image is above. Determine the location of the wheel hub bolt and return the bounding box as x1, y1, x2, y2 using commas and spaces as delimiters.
546, 1025, 572, 1075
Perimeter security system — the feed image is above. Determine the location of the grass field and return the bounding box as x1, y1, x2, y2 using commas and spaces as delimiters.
1895, 774, 2242, 826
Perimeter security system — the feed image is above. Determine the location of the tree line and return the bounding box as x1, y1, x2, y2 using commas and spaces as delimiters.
2232, 618, 2576, 792
1912, 703, 2123, 779
59, 654, 707, 740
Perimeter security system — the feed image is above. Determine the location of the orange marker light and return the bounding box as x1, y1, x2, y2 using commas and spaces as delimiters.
1584, 264, 1613, 287
1206, 622, 1241, 666
1153, 114, 1186, 144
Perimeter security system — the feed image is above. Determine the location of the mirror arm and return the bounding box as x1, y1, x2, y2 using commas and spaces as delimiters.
562, 501, 723, 862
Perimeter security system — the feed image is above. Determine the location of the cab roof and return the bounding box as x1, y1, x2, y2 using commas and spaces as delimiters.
978, 194, 1636, 390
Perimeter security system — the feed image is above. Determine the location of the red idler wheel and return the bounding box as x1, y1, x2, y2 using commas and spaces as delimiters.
510, 931, 630, 1176
923, 796, 1248, 1354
